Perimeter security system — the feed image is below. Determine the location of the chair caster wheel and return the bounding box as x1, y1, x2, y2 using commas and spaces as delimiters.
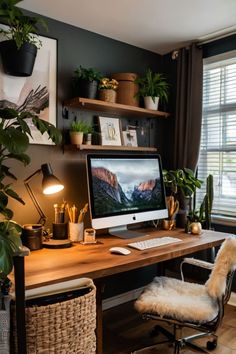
207, 339, 217, 350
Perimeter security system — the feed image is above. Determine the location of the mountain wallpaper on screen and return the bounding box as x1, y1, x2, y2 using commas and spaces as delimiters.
91, 167, 163, 216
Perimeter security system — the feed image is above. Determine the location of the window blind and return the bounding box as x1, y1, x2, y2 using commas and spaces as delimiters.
197, 51, 236, 220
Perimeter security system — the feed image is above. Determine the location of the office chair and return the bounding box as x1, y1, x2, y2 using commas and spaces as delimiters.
134, 237, 236, 354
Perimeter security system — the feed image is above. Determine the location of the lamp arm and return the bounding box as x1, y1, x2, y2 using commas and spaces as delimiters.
24, 170, 47, 225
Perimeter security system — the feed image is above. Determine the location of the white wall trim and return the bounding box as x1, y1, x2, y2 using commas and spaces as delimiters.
103, 289, 236, 311
228, 292, 236, 307
102, 287, 144, 310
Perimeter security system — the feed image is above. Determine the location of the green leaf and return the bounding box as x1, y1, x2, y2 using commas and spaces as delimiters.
0, 207, 13, 219
1, 127, 29, 154
0, 191, 8, 208
32, 116, 62, 144
0, 221, 22, 278
16, 116, 32, 137
5, 188, 25, 205
0, 107, 18, 120
0, 165, 17, 180
7, 153, 30, 166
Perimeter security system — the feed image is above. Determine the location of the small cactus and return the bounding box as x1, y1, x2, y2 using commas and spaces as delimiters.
199, 174, 214, 230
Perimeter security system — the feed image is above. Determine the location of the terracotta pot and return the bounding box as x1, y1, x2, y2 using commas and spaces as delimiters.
70, 131, 83, 145
99, 89, 116, 103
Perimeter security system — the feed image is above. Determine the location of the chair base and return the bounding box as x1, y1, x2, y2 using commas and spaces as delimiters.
132, 324, 218, 354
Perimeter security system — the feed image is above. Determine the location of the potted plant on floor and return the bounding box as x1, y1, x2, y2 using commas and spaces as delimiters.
135, 68, 169, 110
0, 107, 61, 289
73, 65, 102, 99
69, 120, 93, 145
0, 0, 47, 76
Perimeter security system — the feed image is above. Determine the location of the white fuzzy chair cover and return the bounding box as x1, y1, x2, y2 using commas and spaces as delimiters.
206, 237, 236, 298
135, 277, 218, 323
135, 237, 236, 323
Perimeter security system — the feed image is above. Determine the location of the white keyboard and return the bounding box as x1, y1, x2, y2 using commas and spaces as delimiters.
128, 237, 182, 251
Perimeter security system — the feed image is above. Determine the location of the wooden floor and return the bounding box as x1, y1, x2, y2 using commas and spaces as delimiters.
103, 301, 236, 354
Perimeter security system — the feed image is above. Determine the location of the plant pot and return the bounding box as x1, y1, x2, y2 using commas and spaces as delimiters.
76, 79, 98, 99
111, 73, 139, 106
70, 131, 84, 145
99, 89, 117, 103
144, 96, 159, 110
0, 40, 37, 77
85, 133, 92, 145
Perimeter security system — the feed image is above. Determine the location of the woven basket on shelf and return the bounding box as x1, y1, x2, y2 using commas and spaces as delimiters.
98, 89, 117, 103
11, 281, 96, 354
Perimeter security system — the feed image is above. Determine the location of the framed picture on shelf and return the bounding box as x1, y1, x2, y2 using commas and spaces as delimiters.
98, 116, 122, 146
122, 130, 138, 147
0, 28, 57, 145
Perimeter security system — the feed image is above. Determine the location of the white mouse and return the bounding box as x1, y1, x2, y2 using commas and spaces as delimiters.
109, 247, 131, 255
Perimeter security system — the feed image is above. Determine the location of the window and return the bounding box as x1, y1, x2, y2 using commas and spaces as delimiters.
197, 51, 236, 222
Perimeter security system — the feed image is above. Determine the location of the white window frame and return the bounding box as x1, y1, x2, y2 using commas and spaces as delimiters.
197, 50, 236, 226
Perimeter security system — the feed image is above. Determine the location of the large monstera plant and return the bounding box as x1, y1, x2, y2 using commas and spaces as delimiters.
0, 107, 61, 285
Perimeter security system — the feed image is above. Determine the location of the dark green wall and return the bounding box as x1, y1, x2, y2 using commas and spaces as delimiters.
8, 11, 176, 230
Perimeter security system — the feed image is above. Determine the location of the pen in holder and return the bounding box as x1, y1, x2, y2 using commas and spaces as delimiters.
67, 202, 88, 243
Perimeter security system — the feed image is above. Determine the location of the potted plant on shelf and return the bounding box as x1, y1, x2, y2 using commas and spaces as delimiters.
0, 107, 61, 292
135, 68, 169, 110
0, 0, 47, 76
98, 77, 119, 103
69, 120, 94, 145
73, 65, 102, 99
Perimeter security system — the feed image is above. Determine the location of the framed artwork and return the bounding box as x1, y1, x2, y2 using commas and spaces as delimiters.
122, 129, 138, 147
0, 27, 57, 145
98, 116, 122, 146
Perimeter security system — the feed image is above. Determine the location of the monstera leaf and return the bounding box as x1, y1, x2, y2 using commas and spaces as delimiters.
0, 220, 22, 280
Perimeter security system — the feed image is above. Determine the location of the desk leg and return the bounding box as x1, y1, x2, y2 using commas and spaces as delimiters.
13, 256, 27, 354
94, 280, 104, 354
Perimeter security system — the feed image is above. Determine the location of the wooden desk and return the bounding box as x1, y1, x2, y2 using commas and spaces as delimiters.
20, 228, 230, 353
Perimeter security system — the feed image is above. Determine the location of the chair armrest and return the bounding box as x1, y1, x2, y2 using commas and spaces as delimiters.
180, 257, 214, 281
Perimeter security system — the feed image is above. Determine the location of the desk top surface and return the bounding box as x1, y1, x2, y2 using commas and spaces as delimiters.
22, 228, 230, 290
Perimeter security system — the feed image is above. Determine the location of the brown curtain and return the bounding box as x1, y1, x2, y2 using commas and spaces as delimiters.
173, 43, 203, 172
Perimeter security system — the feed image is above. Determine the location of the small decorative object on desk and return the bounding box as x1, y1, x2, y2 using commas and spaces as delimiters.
162, 196, 179, 230
190, 222, 202, 235
67, 203, 88, 242
98, 77, 119, 103
82, 228, 96, 244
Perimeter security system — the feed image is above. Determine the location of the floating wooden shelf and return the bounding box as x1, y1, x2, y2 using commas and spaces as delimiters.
64, 97, 170, 118
67, 144, 157, 152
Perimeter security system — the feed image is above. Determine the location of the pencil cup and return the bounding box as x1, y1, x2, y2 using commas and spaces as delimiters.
69, 222, 84, 242
52, 223, 68, 240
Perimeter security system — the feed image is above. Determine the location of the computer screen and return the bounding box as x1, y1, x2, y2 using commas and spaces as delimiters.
86, 153, 168, 238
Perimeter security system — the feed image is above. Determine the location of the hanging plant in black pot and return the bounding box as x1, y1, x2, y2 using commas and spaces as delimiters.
73, 66, 102, 99
0, 0, 47, 76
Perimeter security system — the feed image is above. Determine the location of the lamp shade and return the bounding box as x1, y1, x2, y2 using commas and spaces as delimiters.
41, 163, 64, 195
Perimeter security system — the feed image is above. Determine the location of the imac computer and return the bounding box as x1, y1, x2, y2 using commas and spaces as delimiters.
86, 153, 168, 238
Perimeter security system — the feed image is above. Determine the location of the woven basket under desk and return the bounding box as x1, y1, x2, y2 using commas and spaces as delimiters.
11, 279, 96, 354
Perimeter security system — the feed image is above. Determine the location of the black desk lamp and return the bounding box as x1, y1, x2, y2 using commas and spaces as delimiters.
24, 163, 64, 225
